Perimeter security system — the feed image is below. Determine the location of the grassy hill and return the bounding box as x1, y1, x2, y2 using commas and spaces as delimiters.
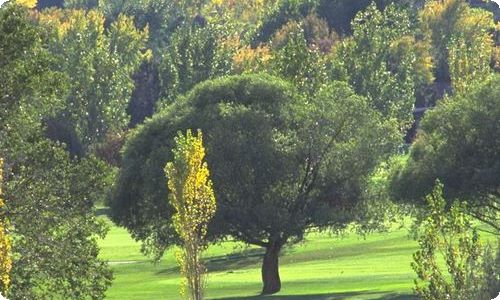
99, 218, 422, 300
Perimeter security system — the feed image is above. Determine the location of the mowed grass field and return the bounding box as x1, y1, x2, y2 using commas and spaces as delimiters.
98, 217, 424, 300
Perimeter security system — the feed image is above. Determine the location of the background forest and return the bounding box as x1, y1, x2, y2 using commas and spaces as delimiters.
0, 0, 499, 299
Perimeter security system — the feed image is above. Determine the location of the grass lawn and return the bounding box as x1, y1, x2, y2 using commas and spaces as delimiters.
98, 218, 423, 300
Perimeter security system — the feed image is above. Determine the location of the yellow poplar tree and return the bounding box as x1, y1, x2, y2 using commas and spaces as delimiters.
165, 130, 216, 300
0, 159, 12, 296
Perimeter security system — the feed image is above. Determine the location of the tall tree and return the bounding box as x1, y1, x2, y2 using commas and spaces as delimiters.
420, 0, 495, 88
5, 141, 113, 300
447, 5, 494, 95
0, 159, 11, 297
338, 3, 433, 131
165, 130, 216, 300
111, 74, 401, 294
0, 4, 113, 298
39, 9, 148, 153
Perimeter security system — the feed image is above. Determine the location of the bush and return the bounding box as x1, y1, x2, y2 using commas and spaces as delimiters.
412, 181, 500, 300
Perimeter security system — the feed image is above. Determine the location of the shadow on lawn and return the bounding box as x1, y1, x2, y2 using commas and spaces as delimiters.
211, 290, 417, 300
156, 248, 265, 275
205, 248, 265, 272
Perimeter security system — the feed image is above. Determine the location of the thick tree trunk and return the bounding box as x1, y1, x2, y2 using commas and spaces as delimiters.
261, 241, 282, 295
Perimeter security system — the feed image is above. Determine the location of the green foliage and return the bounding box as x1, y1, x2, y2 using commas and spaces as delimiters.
98, 0, 180, 53
40, 8, 148, 152
111, 74, 401, 292
316, 0, 420, 36
412, 182, 499, 300
157, 23, 231, 107
0, 3, 64, 156
271, 13, 337, 53
0, 5, 113, 299
5, 140, 113, 299
253, 0, 318, 45
339, 3, 432, 130
165, 129, 216, 300
270, 21, 328, 96
389, 75, 500, 229
448, 7, 494, 95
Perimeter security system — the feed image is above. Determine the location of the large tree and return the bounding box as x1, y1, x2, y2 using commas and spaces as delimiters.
0, 4, 113, 298
110, 74, 401, 294
389, 74, 500, 230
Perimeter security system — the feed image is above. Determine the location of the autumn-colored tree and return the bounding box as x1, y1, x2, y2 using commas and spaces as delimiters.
0, 159, 11, 296
421, 0, 495, 91
15, 0, 37, 8
448, 7, 494, 95
165, 130, 216, 300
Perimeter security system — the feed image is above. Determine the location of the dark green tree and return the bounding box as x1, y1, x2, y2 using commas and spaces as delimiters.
110, 74, 401, 294
253, 0, 318, 45
389, 75, 500, 230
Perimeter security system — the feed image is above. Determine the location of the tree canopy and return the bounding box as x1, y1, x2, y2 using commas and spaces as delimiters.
110, 73, 402, 293
389, 74, 500, 229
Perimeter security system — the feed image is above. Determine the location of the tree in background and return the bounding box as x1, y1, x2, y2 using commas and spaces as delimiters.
339, 3, 433, 131
0, 159, 11, 297
0, 3, 64, 157
389, 75, 500, 231
421, 0, 495, 90
158, 22, 230, 107
111, 74, 402, 294
39, 8, 149, 154
412, 182, 499, 300
165, 130, 216, 300
253, 0, 317, 45
270, 21, 329, 96
448, 6, 494, 95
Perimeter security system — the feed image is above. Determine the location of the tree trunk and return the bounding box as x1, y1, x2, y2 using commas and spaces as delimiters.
261, 241, 282, 295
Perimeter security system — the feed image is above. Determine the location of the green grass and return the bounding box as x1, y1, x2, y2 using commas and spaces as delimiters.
98, 219, 423, 300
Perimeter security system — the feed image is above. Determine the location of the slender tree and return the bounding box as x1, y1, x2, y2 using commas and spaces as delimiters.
165, 130, 216, 300
0, 159, 12, 296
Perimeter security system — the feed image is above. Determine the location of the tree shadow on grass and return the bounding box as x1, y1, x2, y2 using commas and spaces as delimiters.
210, 291, 418, 300
205, 248, 265, 273
156, 248, 265, 275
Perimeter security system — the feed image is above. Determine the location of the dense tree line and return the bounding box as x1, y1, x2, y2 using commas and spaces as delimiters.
0, 0, 498, 298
